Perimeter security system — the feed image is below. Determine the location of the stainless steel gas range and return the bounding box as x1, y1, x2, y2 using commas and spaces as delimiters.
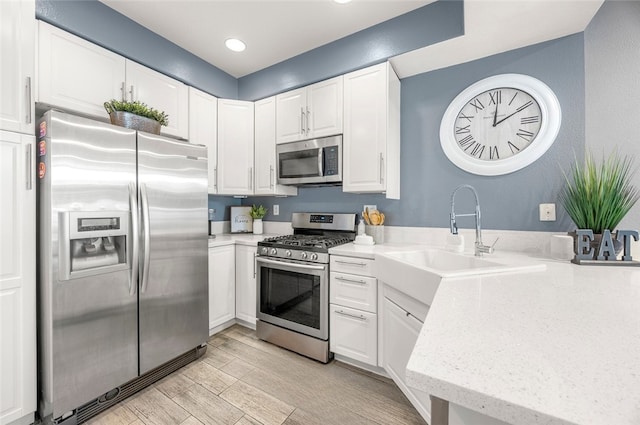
256, 213, 357, 363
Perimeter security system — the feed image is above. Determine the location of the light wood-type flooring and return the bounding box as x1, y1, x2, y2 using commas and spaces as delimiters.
87, 325, 427, 425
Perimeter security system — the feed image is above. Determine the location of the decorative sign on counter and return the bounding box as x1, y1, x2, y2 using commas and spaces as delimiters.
572, 229, 640, 266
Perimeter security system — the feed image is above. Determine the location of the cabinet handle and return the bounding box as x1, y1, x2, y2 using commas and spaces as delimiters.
253, 252, 257, 278
121, 82, 126, 101
379, 153, 384, 184
270, 165, 274, 189
25, 143, 32, 190
213, 167, 218, 191
335, 259, 367, 267
25, 77, 32, 124
129, 85, 135, 101
306, 107, 310, 135
249, 167, 253, 190
335, 276, 367, 285
300, 107, 305, 136
335, 310, 367, 321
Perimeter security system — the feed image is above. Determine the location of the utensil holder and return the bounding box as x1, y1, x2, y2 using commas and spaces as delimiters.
366, 225, 384, 244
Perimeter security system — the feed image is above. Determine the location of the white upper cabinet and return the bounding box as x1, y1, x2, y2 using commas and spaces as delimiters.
0, 131, 36, 425
217, 99, 255, 195
0, 0, 35, 134
188, 87, 218, 193
37, 22, 188, 139
38, 21, 125, 120
343, 62, 400, 199
254, 97, 297, 196
276, 76, 343, 144
125, 61, 188, 139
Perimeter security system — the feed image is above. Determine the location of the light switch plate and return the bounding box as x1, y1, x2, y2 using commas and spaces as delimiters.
539, 203, 556, 221
273, 205, 279, 216
363, 204, 377, 212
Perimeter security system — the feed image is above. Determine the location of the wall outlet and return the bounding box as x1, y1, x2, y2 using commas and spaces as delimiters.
539, 203, 556, 221
363, 204, 377, 213
273, 204, 279, 216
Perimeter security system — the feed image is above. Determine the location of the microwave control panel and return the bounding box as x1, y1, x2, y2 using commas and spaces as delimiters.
323, 146, 339, 176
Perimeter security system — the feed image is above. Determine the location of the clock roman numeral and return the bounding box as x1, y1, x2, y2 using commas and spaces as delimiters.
508, 141, 521, 154
489, 90, 502, 105
516, 101, 533, 113
458, 113, 474, 122
469, 98, 485, 112
516, 129, 535, 142
470, 143, 485, 158
489, 146, 499, 160
455, 125, 471, 134
521, 116, 540, 125
458, 135, 475, 149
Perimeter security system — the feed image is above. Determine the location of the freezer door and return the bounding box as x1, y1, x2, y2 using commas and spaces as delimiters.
137, 132, 208, 374
39, 111, 139, 419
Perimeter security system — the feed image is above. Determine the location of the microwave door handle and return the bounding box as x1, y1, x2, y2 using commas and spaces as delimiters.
318, 147, 324, 177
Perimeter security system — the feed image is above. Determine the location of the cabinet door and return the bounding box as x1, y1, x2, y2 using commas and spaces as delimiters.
208, 245, 235, 331
189, 87, 218, 193
37, 21, 125, 120
217, 99, 255, 195
275, 87, 306, 143
235, 245, 257, 326
343, 63, 387, 193
254, 97, 297, 196
126, 60, 188, 139
382, 297, 431, 420
0, 131, 36, 424
330, 304, 377, 366
308, 76, 343, 139
0, 0, 34, 135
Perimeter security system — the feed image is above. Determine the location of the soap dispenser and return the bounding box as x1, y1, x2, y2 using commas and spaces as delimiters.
357, 218, 365, 236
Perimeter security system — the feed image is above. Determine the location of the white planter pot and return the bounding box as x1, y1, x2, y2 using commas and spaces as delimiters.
253, 218, 263, 235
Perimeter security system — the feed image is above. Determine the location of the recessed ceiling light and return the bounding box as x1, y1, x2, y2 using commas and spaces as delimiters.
225, 38, 246, 52
333, 0, 352, 3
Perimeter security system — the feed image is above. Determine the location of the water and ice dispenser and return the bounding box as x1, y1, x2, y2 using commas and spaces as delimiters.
59, 211, 130, 280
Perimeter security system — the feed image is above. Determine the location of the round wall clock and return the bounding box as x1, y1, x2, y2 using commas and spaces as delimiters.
440, 74, 561, 176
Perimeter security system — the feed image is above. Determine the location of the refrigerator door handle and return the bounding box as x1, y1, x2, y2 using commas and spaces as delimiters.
128, 182, 139, 295
140, 183, 151, 293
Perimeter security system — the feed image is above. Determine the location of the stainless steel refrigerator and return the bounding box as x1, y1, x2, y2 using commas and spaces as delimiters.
37, 110, 208, 424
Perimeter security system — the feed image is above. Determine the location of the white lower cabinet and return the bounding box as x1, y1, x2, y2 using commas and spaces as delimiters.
208, 244, 235, 333
235, 245, 257, 327
329, 255, 378, 366
381, 288, 431, 422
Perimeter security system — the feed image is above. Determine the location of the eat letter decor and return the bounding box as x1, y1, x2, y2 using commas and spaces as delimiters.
572, 229, 640, 266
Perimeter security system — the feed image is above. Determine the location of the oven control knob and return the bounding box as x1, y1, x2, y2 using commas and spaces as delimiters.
261, 247, 268, 255
300, 252, 308, 259
285, 250, 292, 257
310, 253, 318, 261
270, 248, 277, 255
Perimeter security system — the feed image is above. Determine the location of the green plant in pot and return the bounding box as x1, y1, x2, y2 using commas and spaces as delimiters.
104, 99, 169, 135
559, 150, 639, 255
250, 204, 267, 235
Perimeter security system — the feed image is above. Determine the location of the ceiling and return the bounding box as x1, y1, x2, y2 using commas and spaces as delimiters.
99, 0, 433, 78
99, 0, 604, 80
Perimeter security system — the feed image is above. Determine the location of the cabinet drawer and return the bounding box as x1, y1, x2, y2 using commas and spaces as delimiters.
330, 272, 377, 313
330, 256, 374, 276
330, 304, 377, 366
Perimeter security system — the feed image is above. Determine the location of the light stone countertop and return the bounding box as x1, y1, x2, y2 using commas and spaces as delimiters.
404, 255, 640, 425
208, 233, 278, 248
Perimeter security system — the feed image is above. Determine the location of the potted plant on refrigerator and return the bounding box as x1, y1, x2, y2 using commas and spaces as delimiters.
250, 204, 268, 235
104, 99, 169, 135
559, 150, 639, 255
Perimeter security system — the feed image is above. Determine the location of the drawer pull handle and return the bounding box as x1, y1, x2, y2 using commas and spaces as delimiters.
336, 276, 366, 285
335, 260, 367, 266
335, 310, 367, 321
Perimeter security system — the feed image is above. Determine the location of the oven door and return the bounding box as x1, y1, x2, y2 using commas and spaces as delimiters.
256, 256, 328, 340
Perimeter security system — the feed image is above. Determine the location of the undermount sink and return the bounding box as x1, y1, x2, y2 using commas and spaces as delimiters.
374, 247, 546, 306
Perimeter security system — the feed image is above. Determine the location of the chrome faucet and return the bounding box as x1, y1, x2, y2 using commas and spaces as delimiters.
450, 184, 494, 256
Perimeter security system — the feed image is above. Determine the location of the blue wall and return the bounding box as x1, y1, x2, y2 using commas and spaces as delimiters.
35, 0, 238, 99
245, 34, 585, 232
237, 0, 464, 101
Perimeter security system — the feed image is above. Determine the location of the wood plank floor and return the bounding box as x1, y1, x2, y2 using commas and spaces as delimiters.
87, 325, 427, 425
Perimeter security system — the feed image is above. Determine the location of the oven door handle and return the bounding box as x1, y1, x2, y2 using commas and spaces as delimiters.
256, 256, 327, 271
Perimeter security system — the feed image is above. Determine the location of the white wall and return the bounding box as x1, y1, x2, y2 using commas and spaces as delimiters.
585, 0, 640, 229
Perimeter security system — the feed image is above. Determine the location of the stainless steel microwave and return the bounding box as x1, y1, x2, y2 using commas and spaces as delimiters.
276, 135, 342, 186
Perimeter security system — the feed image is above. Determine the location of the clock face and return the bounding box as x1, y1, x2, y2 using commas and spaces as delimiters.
440, 74, 561, 176
454, 87, 542, 161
